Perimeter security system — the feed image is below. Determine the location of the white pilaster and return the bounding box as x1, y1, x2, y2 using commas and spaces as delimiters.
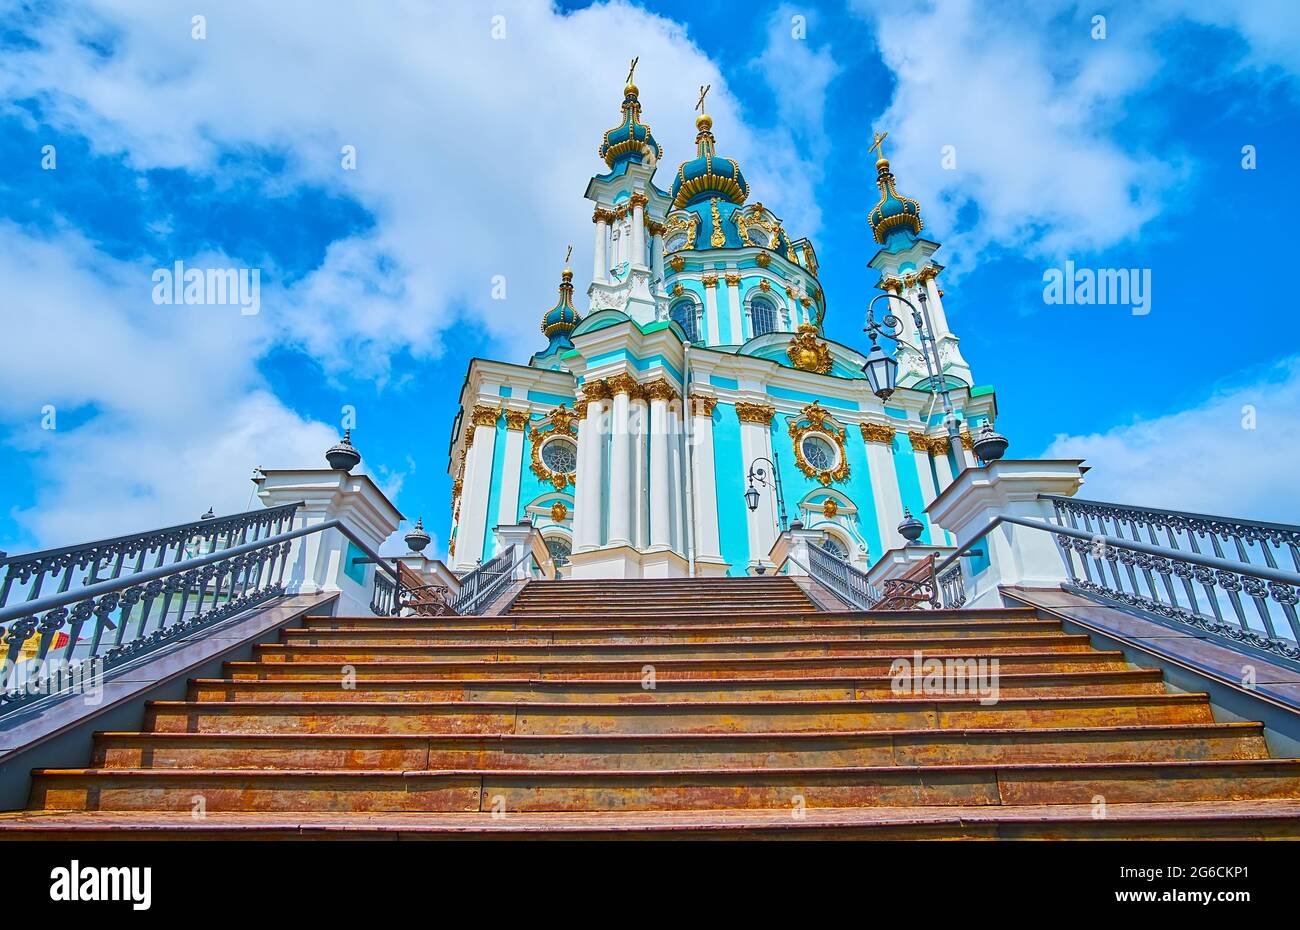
702, 283, 720, 347
574, 398, 606, 552
457, 414, 499, 569
631, 198, 647, 270
690, 398, 722, 564
863, 429, 906, 553
667, 399, 686, 553
648, 392, 672, 549
608, 386, 633, 547
496, 420, 526, 535
630, 393, 649, 548
727, 280, 744, 343
593, 216, 609, 284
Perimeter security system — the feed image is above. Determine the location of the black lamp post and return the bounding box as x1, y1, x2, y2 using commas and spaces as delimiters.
863, 290, 964, 468
743, 452, 789, 533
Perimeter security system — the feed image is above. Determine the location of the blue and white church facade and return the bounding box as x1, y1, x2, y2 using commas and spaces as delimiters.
445, 79, 996, 578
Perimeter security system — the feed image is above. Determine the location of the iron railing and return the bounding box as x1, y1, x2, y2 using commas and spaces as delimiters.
930, 503, 1300, 661
800, 542, 883, 610
0, 511, 406, 715
448, 544, 540, 616
936, 562, 966, 609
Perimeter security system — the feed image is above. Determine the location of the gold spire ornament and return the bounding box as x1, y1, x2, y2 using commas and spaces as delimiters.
869, 129, 888, 162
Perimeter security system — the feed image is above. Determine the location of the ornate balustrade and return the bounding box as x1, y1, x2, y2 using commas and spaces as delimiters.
801, 542, 883, 610
0, 510, 408, 716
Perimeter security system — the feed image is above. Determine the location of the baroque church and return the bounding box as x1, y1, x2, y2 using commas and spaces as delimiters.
446, 75, 994, 578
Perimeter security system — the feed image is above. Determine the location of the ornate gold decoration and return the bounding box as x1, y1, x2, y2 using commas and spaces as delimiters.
735, 402, 775, 425
504, 410, 530, 431
724, 272, 740, 286
877, 276, 903, 294
802, 245, 819, 277
710, 198, 726, 248
800, 297, 812, 308
662, 211, 698, 252
917, 264, 941, 283
471, 405, 501, 427
592, 207, 616, 224
689, 394, 717, 417
529, 405, 579, 491
786, 323, 833, 374
758, 279, 771, 292
928, 437, 952, 457
702, 273, 718, 288
789, 402, 850, 486
607, 373, 640, 397
902, 272, 918, 289
581, 379, 612, 400
822, 498, 838, 518
960, 430, 974, 451
671, 282, 684, 297
669, 255, 685, 272
550, 501, 568, 523
908, 430, 930, 453
755, 252, 771, 268
644, 378, 679, 402
464, 424, 476, 447
629, 191, 648, 208
860, 422, 896, 445
447, 537, 455, 557
573, 398, 590, 418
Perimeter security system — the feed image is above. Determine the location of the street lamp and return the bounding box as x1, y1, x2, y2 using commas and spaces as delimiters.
743, 452, 790, 533
863, 289, 964, 467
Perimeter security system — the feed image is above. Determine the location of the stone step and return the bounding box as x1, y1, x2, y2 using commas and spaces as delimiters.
5, 801, 1297, 839
187, 669, 1166, 704
140, 692, 1215, 735
29, 759, 1300, 813
224, 649, 1134, 681
278, 619, 1065, 647
89, 723, 1269, 771
252, 633, 1098, 663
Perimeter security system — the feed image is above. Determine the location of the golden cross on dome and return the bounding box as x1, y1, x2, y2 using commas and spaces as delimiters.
626, 57, 638, 85
869, 130, 889, 159
564, 244, 572, 267
696, 84, 711, 113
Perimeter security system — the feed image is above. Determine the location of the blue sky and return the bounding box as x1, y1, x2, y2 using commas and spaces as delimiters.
1, 0, 1298, 557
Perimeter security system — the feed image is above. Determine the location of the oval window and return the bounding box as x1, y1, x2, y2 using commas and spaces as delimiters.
541, 437, 577, 473
801, 435, 836, 471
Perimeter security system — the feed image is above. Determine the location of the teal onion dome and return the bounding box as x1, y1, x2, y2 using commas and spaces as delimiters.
541, 267, 581, 338
868, 156, 923, 245
670, 113, 749, 211
599, 83, 663, 170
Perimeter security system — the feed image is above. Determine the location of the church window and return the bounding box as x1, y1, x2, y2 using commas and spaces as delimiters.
541, 437, 577, 473
801, 435, 837, 471
750, 297, 778, 337
545, 537, 572, 566
669, 299, 700, 342
818, 534, 849, 560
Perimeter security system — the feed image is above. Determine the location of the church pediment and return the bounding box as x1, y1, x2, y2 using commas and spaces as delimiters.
736, 328, 869, 380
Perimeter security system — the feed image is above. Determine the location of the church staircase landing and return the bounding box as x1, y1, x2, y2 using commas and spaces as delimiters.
2, 576, 1299, 839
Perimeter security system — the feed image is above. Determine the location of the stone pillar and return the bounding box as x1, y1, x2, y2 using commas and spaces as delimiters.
647, 381, 673, 550
574, 386, 609, 552
592, 209, 610, 283
455, 406, 501, 569
607, 375, 636, 548
256, 468, 403, 616
737, 402, 778, 570
667, 398, 686, 553
689, 394, 724, 569
496, 410, 529, 535
702, 280, 721, 346
649, 230, 665, 290
630, 192, 647, 271
861, 422, 906, 553
931, 435, 956, 493
927, 459, 1086, 608
629, 387, 649, 548
727, 276, 744, 342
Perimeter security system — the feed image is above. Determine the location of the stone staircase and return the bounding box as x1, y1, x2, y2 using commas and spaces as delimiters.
3, 576, 1299, 838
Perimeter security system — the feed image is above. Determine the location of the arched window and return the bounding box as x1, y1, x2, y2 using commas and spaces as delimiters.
750, 297, 778, 337
818, 534, 850, 560
545, 536, 572, 567
669, 299, 700, 343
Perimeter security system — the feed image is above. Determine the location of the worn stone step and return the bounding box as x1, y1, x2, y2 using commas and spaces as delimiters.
252, 633, 1098, 663
188, 669, 1165, 704
140, 692, 1215, 736
223, 649, 1133, 681
5, 801, 1298, 839
89, 723, 1270, 771
29, 759, 1300, 813
278, 619, 1064, 647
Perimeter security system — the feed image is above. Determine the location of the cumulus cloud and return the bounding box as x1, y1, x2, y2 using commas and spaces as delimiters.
1043, 356, 1300, 524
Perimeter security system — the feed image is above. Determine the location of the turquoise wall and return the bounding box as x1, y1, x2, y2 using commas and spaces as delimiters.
480, 418, 507, 561
711, 404, 750, 575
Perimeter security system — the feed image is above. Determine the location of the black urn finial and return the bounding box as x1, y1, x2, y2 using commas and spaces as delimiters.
898, 508, 925, 545
326, 428, 362, 472
972, 420, 1009, 465
404, 517, 431, 554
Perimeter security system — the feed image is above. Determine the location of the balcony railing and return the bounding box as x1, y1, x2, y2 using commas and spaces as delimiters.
798, 542, 883, 610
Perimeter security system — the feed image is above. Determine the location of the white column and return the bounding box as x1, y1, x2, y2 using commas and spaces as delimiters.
727, 281, 744, 343
702, 283, 720, 346
608, 384, 633, 547
496, 416, 526, 534
593, 214, 609, 283
667, 400, 686, 553
648, 391, 672, 549
457, 412, 499, 568
650, 233, 664, 288
863, 427, 906, 553
739, 407, 778, 567
574, 398, 606, 552
631, 197, 647, 270
630, 392, 649, 547
932, 441, 956, 493
690, 397, 722, 562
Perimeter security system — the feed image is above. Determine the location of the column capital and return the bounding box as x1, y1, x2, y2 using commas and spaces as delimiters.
607, 373, 641, 397
860, 422, 896, 445
907, 430, 931, 453
689, 394, 717, 417
644, 378, 679, 402
629, 191, 649, 208
723, 272, 741, 286
471, 405, 501, 427
735, 402, 776, 425
701, 273, 718, 288
580, 378, 612, 401
503, 409, 531, 431
592, 207, 616, 224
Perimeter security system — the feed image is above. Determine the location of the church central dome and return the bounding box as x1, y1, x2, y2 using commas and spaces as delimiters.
670, 113, 749, 211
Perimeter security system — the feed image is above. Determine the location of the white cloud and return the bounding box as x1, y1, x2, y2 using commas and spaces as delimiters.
1042, 356, 1300, 524
848, 0, 1300, 273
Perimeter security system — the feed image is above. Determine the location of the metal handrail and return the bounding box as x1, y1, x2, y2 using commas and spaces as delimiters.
0, 515, 407, 714
448, 545, 533, 616
931, 511, 1300, 660
777, 543, 883, 610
